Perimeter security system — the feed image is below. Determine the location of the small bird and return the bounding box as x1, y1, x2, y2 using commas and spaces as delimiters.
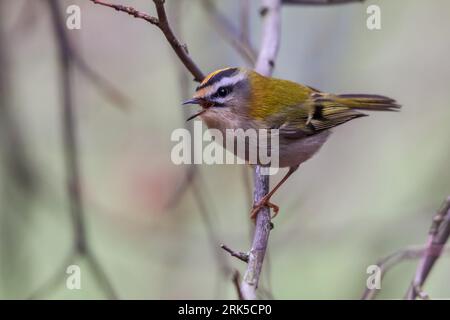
183, 67, 400, 219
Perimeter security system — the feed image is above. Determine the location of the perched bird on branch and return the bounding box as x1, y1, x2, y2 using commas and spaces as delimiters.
183, 67, 400, 218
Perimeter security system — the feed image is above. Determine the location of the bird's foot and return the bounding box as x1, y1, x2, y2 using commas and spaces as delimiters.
250, 198, 279, 220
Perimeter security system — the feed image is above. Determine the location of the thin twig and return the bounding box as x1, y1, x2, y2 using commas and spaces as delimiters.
221, 244, 249, 263
202, 0, 257, 65
405, 197, 450, 299
91, 0, 159, 24
240, 0, 282, 300
90, 0, 204, 82
361, 245, 450, 300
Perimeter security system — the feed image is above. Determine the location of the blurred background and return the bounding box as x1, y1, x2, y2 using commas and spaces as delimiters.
0, 0, 449, 299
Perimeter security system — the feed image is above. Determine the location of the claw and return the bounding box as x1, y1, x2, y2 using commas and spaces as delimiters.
250, 198, 279, 220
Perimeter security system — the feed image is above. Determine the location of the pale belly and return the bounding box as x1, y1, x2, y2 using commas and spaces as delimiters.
201, 111, 331, 168
277, 131, 331, 167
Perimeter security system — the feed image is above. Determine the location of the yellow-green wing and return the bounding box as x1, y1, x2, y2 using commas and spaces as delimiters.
278, 92, 399, 139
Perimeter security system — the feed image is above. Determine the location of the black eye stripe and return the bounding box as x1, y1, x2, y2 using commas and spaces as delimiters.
212, 86, 232, 98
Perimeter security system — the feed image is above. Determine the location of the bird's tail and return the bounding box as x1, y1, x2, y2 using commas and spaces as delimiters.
334, 94, 401, 111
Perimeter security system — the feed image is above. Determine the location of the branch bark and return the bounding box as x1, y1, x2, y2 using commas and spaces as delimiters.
240, 0, 282, 300
405, 197, 450, 299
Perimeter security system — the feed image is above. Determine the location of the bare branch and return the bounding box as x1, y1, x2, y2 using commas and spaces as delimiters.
152, 0, 205, 82
405, 197, 450, 299
283, 0, 365, 5
32, 0, 118, 299
221, 244, 249, 263
361, 245, 450, 300
90, 0, 204, 82
254, 0, 281, 75
240, 0, 282, 300
90, 0, 159, 24
202, 0, 257, 65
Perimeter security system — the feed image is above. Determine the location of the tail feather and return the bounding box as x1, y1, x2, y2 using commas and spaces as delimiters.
335, 94, 401, 111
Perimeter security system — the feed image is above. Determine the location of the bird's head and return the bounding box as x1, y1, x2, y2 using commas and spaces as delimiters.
182, 67, 254, 121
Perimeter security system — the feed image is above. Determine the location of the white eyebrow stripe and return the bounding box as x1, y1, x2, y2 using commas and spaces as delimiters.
210, 73, 246, 95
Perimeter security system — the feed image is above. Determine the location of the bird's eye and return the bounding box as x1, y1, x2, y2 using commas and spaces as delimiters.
217, 86, 231, 98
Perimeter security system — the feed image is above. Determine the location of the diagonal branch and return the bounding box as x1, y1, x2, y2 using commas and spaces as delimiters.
90, 0, 204, 82
240, 0, 282, 300
405, 197, 450, 299
90, 0, 159, 24
361, 245, 450, 300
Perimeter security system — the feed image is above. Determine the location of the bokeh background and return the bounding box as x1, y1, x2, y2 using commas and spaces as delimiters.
1, 0, 449, 299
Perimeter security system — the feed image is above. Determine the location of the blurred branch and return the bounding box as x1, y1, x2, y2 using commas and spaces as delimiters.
9, 0, 129, 109
240, 0, 281, 300
201, 0, 257, 65
31, 0, 117, 299
167, 3, 231, 284
232, 270, 244, 300
0, 0, 37, 297
361, 245, 450, 300
55, 4, 130, 109
0, 32, 36, 194
405, 197, 450, 300
362, 197, 450, 300
90, 0, 204, 82
283, 0, 365, 4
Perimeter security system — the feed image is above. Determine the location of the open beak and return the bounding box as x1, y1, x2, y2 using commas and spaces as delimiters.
185, 109, 207, 121
182, 97, 207, 121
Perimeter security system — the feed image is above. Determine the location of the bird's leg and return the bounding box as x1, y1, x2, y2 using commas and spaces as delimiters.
250, 165, 299, 220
